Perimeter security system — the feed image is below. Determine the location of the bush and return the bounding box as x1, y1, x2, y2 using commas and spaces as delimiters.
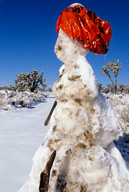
0, 85, 16, 91
97, 83, 103, 92
117, 84, 127, 94
15, 69, 47, 92
101, 84, 129, 94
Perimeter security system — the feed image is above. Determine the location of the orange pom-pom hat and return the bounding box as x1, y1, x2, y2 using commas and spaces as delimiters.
56, 3, 112, 54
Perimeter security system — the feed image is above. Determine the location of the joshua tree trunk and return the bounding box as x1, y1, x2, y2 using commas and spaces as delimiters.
115, 76, 117, 94
108, 76, 115, 93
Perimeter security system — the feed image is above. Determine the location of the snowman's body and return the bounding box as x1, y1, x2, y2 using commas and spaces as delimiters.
19, 30, 129, 192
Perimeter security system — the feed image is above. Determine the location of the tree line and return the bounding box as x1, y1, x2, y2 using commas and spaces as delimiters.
0, 59, 128, 94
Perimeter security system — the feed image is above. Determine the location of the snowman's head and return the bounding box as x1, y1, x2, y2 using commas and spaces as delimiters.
54, 29, 89, 64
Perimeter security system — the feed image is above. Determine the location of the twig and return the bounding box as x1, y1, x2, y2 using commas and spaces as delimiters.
44, 100, 57, 126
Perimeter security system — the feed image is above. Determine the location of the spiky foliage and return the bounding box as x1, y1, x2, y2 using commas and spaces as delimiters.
15, 69, 46, 92
97, 83, 103, 92
117, 84, 127, 94
102, 84, 112, 94
125, 86, 129, 94
101, 59, 122, 94
0, 85, 16, 91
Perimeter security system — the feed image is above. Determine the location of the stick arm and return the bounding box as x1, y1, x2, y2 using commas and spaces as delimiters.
44, 100, 57, 126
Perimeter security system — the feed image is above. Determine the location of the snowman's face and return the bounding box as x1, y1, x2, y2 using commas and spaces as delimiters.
54, 29, 88, 64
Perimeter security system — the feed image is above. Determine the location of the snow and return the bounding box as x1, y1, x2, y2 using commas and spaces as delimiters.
104, 93, 129, 133
18, 29, 129, 192
70, 3, 84, 8
76, 56, 98, 98
0, 93, 129, 192
0, 90, 47, 110
0, 95, 55, 192
115, 134, 129, 163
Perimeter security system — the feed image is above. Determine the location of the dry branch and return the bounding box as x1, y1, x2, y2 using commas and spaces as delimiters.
39, 150, 56, 192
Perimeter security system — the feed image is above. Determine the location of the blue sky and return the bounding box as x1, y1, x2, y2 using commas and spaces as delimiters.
0, 0, 129, 88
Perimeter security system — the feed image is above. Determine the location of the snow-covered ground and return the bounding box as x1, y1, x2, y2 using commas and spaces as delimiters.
0, 95, 55, 192
104, 93, 129, 133
0, 90, 48, 110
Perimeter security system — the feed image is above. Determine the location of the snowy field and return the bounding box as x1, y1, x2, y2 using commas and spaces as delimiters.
0, 92, 129, 192
0, 95, 55, 192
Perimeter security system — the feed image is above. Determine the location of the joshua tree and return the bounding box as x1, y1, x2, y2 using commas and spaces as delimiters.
101, 59, 122, 94
15, 69, 46, 92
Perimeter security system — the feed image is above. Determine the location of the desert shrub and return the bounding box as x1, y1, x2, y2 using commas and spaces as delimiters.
97, 83, 103, 92
102, 84, 114, 94
0, 85, 16, 91
125, 86, 129, 94
48, 87, 53, 92
117, 84, 127, 94
102, 87, 110, 94
101, 83, 129, 94
15, 69, 46, 92
118, 105, 129, 133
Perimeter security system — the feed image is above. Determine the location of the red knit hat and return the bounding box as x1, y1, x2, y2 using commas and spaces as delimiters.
56, 4, 112, 54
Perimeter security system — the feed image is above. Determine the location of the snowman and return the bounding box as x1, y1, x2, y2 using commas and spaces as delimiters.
19, 3, 129, 192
